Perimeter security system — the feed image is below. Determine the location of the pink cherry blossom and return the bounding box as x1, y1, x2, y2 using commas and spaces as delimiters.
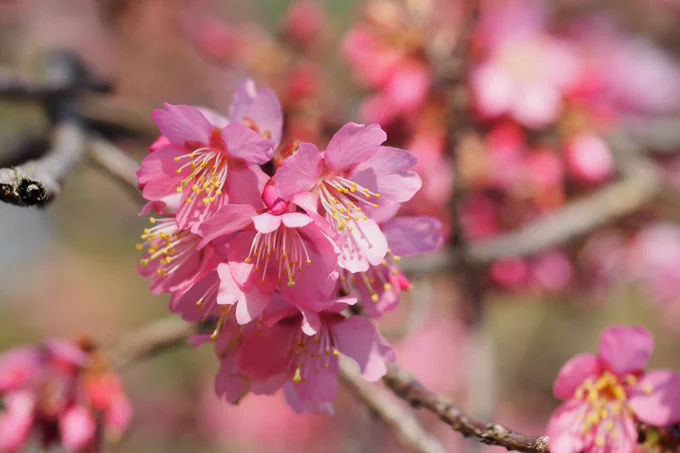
275, 124, 422, 272
472, 4, 581, 128
547, 326, 680, 453
197, 182, 339, 323
0, 340, 131, 452
137, 81, 279, 230
236, 295, 395, 413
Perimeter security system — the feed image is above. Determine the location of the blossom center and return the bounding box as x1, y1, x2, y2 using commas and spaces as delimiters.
244, 227, 312, 287
341, 250, 405, 303
137, 217, 199, 277
173, 147, 228, 206
286, 324, 339, 384
319, 176, 380, 232
574, 371, 636, 445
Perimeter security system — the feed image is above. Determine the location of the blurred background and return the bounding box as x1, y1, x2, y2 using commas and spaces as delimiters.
2, 0, 680, 451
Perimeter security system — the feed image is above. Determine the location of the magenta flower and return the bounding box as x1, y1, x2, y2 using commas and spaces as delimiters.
275, 124, 422, 272
197, 182, 339, 323
547, 326, 680, 453
236, 295, 394, 413
0, 341, 131, 452
137, 80, 279, 230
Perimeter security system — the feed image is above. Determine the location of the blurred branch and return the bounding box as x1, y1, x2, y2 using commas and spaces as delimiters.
338, 357, 447, 453
382, 364, 550, 453
401, 133, 661, 274
0, 118, 87, 206
109, 316, 201, 371
88, 137, 144, 202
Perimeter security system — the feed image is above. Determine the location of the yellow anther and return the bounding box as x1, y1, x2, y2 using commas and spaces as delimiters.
196, 301, 202, 306
174, 157, 181, 162
203, 198, 210, 205
245, 257, 252, 264
384, 283, 393, 291
175, 169, 182, 174
176, 187, 183, 192
185, 198, 192, 203
306, 259, 312, 265
140, 259, 149, 267
181, 181, 188, 187
643, 384, 654, 395
216, 190, 222, 195
373, 203, 378, 208
363, 216, 368, 221
595, 438, 605, 448
375, 193, 381, 198
393, 256, 402, 262
287, 281, 296, 288
371, 294, 379, 303
293, 368, 303, 383
338, 222, 347, 231
332, 350, 339, 356
136, 244, 144, 251
210, 331, 219, 341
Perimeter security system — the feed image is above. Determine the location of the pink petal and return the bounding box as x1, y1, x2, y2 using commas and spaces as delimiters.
363, 332, 395, 382
222, 123, 275, 164
235, 287, 270, 324
228, 79, 284, 146
332, 317, 378, 376
300, 309, 321, 336
0, 348, 41, 392
45, 339, 89, 367
553, 353, 599, 400
382, 217, 444, 257
237, 324, 296, 379
338, 219, 388, 272
291, 191, 320, 214
281, 212, 312, 228
252, 212, 283, 234
324, 123, 386, 172
215, 357, 250, 404
60, 406, 96, 451
291, 365, 339, 405
197, 106, 229, 129
511, 84, 561, 128
138, 146, 185, 200
350, 146, 422, 204
170, 271, 220, 321
105, 398, 133, 436
630, 370, 680, 426
0, 392, 34, 453
353, 146, 418, 175
546, 399, 588, 453
197, 204, 257, 247
225, 165, 268, 208
471, 63, 515, 118
148, 135, 171, 153
152, 104, 212, 147
275, 142, 323, 200
216, 263, 247, 308
599, 325, 653, 374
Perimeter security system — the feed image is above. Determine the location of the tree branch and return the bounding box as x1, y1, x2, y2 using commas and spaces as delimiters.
87, 137, 144, 202
338, 357, 447, 453
0, 119, 87, 206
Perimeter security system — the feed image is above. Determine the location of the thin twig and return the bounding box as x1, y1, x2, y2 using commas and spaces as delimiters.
338, 357, 447, 453
383, 364, 550, 453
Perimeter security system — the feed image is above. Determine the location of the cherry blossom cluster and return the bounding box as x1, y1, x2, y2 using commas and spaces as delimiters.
136, 80, 443, 412
0, 340, 131, 452
548, 325, 680, 453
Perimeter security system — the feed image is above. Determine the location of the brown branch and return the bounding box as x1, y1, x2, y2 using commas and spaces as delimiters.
382, 364, 550, 453
0, 120, 87, 206
338, 357, 447, 453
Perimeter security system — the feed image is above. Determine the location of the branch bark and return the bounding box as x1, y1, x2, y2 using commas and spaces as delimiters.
338, 357, 447, 453
88, 137, 144, 202
0, 120, 87, 206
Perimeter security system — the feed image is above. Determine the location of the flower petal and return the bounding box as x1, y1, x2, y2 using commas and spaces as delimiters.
337, 218, 388, 272
553, 353, 599, 400
60, 406, 96, 451
228, 79, 284, 146
324, 122, 386, 172
546, 400, 588, 453
222, 123, 274, 164
197, 204, 258, 247
152, 104, 212, 147
275, 142, 323, 200
225, 164, 268, 208
0, 391, 34, 453
138, 145, 185, 200
599, 325, 653, 374
630, 370, 680, 426
252, 212, 283, 234
332, 316, 377, 376
215, 357, 250, 404
235, 287, 270, 324
281, 212, 312, 228
237, 324, 296, 380
382, 217, 444, 257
